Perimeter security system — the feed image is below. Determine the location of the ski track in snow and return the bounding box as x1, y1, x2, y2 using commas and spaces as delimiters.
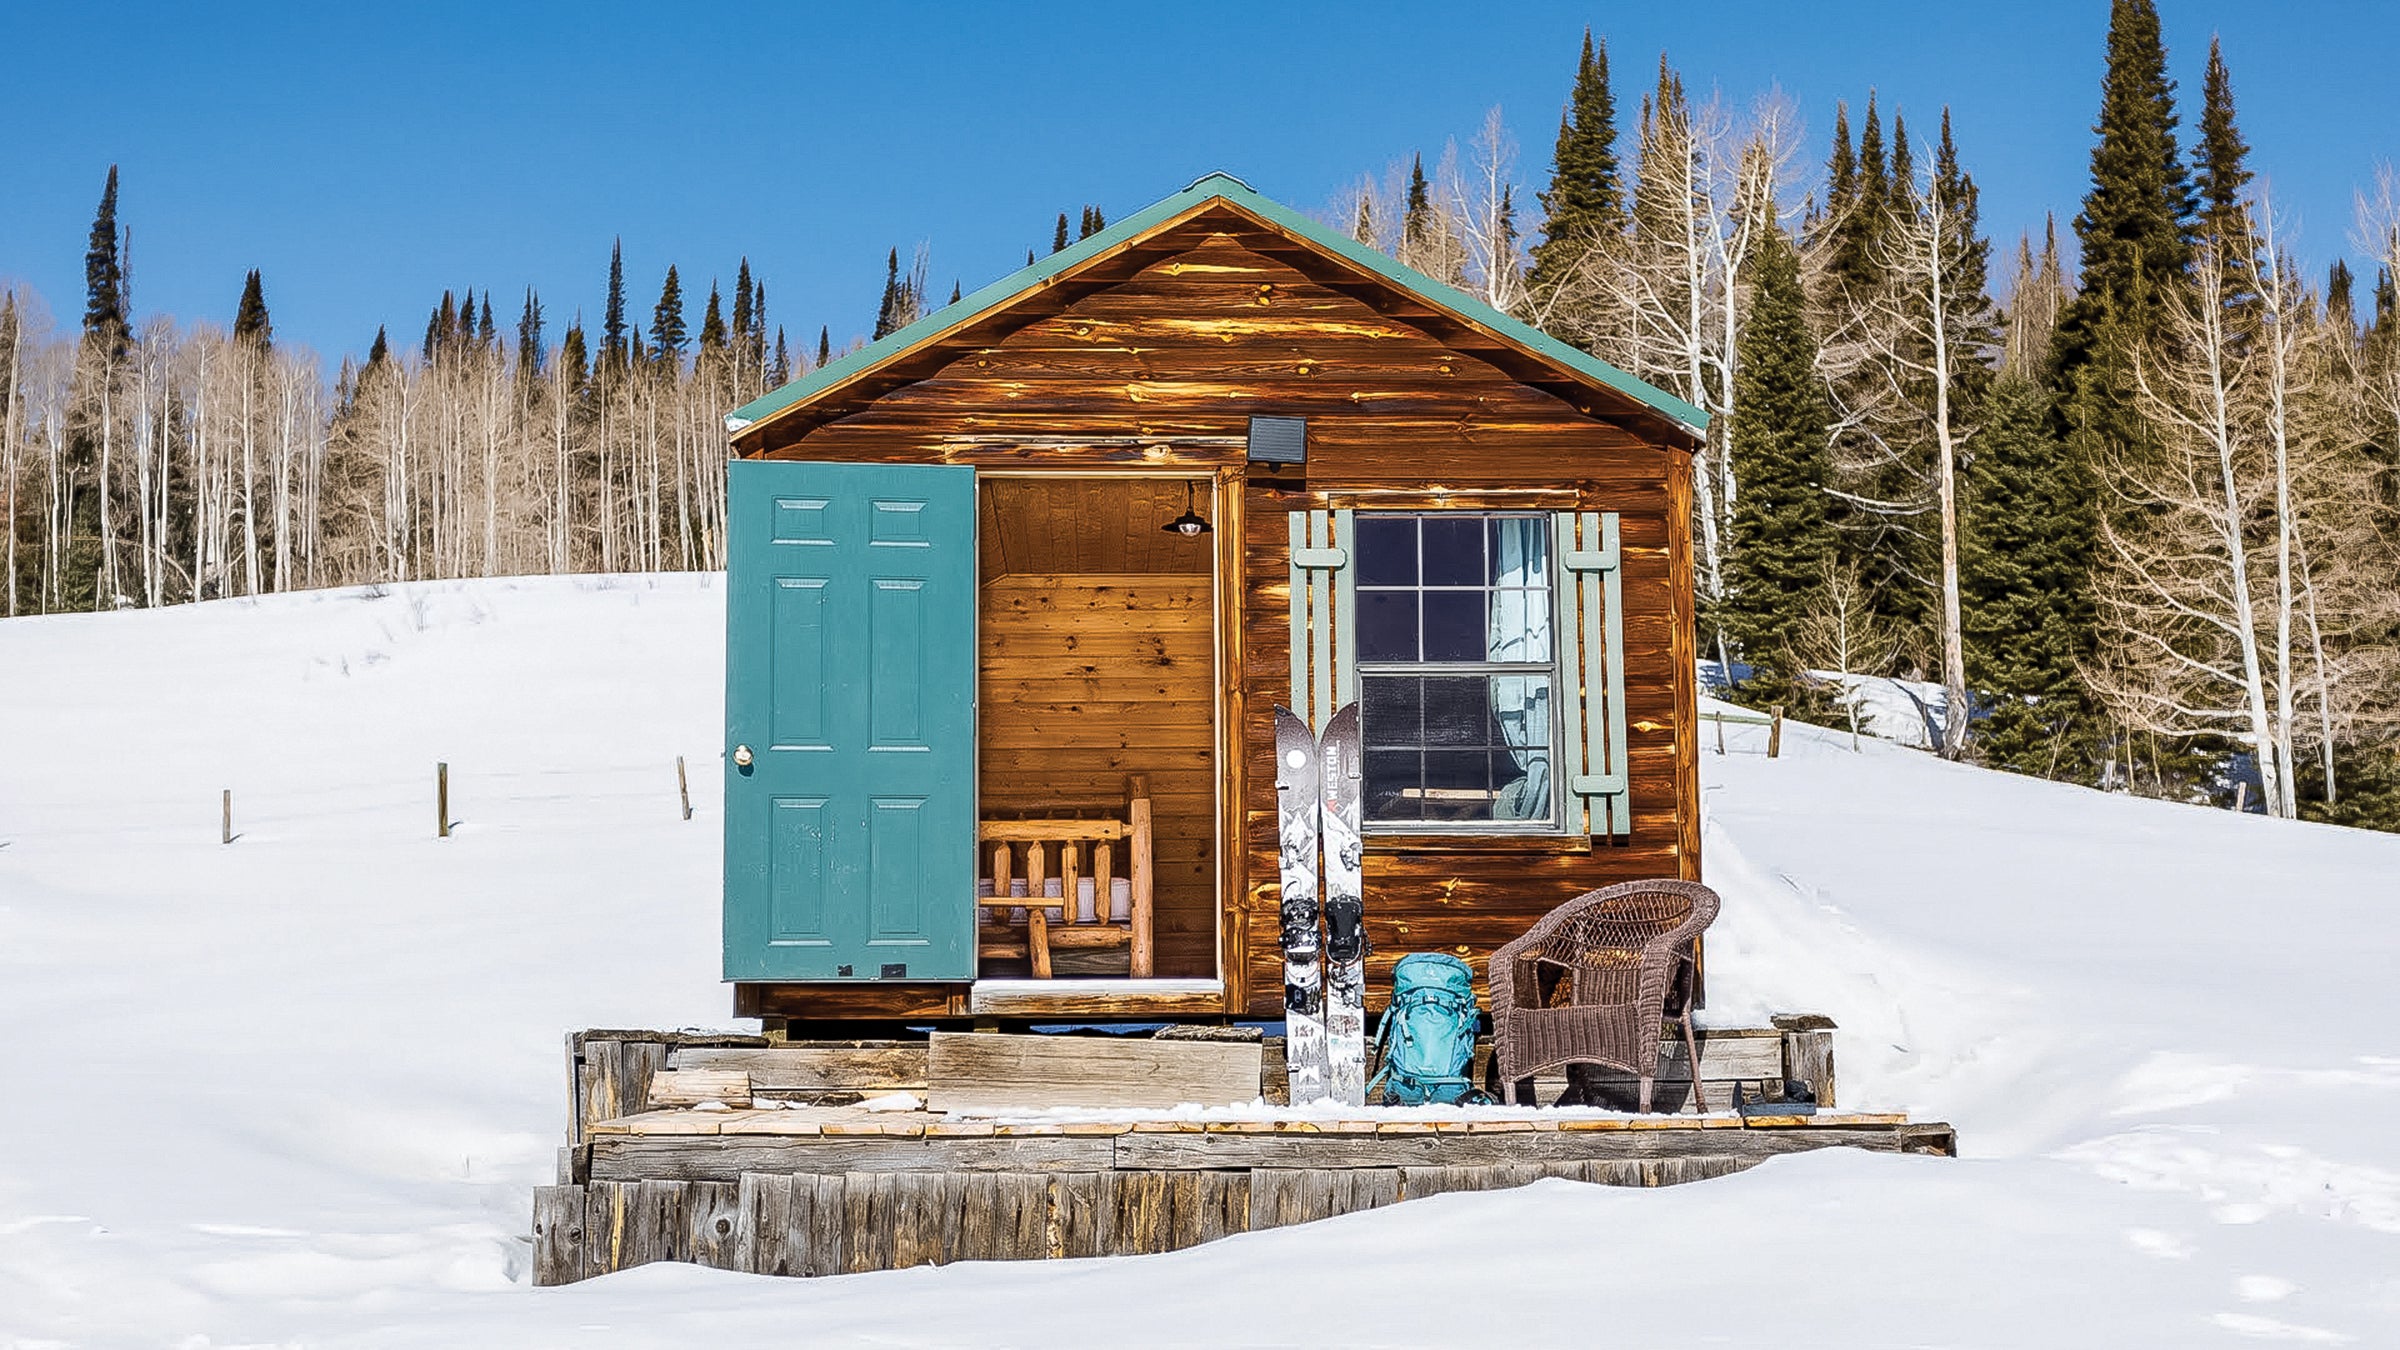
5, 575, 2399, 1347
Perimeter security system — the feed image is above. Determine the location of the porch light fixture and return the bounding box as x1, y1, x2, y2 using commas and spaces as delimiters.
1163, 481, 1212, 536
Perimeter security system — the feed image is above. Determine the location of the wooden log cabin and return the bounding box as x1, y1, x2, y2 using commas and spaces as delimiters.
719, 173, 1709, 1029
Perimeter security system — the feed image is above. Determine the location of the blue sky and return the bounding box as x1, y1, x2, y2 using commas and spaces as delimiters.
3, 1, 2393, 365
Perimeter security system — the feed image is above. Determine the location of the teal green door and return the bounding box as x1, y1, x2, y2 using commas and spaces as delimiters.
723, 459, 977, 981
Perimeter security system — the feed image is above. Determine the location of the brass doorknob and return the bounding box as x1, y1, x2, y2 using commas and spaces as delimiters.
732, 745, 754, 767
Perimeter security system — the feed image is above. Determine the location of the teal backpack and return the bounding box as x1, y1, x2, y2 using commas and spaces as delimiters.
1368, 953, 1491, 1106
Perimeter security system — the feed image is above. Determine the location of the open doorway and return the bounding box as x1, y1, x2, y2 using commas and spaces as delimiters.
975, 475, 1219, 981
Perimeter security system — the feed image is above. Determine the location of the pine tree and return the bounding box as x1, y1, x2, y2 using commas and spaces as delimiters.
233, 269, 272, 350
948, 280, 961, 306
699, 282, 727, 355
2327, 259, 2357, 340
772, 327, 790, 385
732, 259, 755, 344
517, 288, 544, 374
560, 319, 589, 393
1403, 154, 1432, 248
650, 266, 686, 360
2192, 36, 2254, 260
477, 294, 496, 349
1052, 213, 1070, 253
1719, 229, 1837, 706
2044, 0, 2199, 785
1963, 376, 2100, 777
366, 325, 390, 368
602, 238, 628, 370
817, 325, 831, 368
874, 248, 906, 340
1529, 29, 1624, 315
82, 165, 129, 355
748, 279, 769, 369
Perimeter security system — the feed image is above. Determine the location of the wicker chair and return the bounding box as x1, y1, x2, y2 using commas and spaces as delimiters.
1488, 880, 1720, 1112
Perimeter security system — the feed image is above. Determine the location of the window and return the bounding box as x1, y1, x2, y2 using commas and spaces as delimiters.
1353, 514, 1557, 831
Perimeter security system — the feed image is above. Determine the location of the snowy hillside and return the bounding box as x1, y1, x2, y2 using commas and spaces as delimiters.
4, 575, 2396, 1348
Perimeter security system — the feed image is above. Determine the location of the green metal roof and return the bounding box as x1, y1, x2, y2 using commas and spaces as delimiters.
725, 171, 1709, 438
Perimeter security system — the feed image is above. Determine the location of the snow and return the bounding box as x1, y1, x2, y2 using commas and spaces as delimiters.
6, 574, 2398, 1347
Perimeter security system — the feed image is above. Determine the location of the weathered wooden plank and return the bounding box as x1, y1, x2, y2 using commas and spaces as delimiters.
890, 1172, 950, 1270
962, 982, 1229, 1019
1782, 1025, 1838, 1109
733, 1172, 789, 1276
531, 1185, 589, 1286
685, 1180, 741, 1271
843, 1172, 894, 1275
1051, 1172, 1106, 1258
646, 1069, 753, 1109
927, 1032, 1262, 1111
1248, 1168, 1339, 1231
1110, 1124, 1917, 1171
588, 1134, 1119, 1182
671, 1045, 929, 1094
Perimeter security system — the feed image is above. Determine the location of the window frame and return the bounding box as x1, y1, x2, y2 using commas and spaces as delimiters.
1351, 510, 1567, 838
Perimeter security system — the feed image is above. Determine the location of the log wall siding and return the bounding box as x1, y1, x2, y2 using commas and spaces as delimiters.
739, 228, 1698, 1020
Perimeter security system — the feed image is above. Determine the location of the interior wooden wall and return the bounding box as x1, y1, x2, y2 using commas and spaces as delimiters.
977, 478, 1218, 980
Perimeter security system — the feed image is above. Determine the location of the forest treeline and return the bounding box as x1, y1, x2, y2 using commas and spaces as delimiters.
3, 0, 2396, 827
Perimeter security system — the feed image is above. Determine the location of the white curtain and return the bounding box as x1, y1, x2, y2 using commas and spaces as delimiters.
1486, 518, 1551, 820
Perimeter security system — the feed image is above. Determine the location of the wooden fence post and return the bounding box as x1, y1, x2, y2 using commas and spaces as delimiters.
1767, 706, 1784, 759
677, 756, 692, 821
222, 789, 233, 845
437, 762, 450, 838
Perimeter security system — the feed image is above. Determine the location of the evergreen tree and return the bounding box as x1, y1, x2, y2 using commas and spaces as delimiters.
2043, 0, 2199, 785
748, 278, 769, 369
1720, 229, 1837, 706
817, 325, 831, 368
83, 165, 129, 355
560, 319, 589, 393
732, 259, 755, 343
233, 269, 272, 350
2327, 259, 2357, 340
2192, 36, 2254, 260
948, 280, 961, 306
366, 325, 390, 368
1529, 29, 1624, 324
1052, 213, 1070, 253
772, 327, 790, 385
874, 248, 906, 340
699, 282, 727, 355
1026, 248, 1037, 266
651, 266, 686, 360
517, 287, 544, 374
602, 238, 628, 370
477, 294, 496, 349
1402, 153, 1432, 247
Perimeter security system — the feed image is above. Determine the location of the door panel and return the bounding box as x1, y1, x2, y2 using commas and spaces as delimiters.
725, 459, 977, 981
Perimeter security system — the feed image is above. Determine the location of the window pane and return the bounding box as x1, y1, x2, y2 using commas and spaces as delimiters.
1420, 675, 1492, 746
1364, 749, 1424, 821
1420, 590, 1486, 662
1361, 673, 1424, 746
1421, 516, 1485, 586
1355, 516, 1418, 586
1360, 673, 1555, 827
1356, 591, 1419, 662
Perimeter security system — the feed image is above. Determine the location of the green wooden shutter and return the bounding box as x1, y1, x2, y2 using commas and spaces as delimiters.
723, 459, 978, 981
1555, 510, 1631, 838
1287, 508, 1355, 730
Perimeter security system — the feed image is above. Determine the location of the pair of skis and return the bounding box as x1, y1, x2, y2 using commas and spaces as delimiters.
1275, 703, 1367, 1106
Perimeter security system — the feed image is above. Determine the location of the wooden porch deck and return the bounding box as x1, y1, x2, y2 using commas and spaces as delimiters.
533, 1023, 1955, 1286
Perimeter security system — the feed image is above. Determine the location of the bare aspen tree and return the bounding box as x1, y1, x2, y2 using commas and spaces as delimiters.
1789, 554, 1901, 750
1817, 157, 1993, 758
